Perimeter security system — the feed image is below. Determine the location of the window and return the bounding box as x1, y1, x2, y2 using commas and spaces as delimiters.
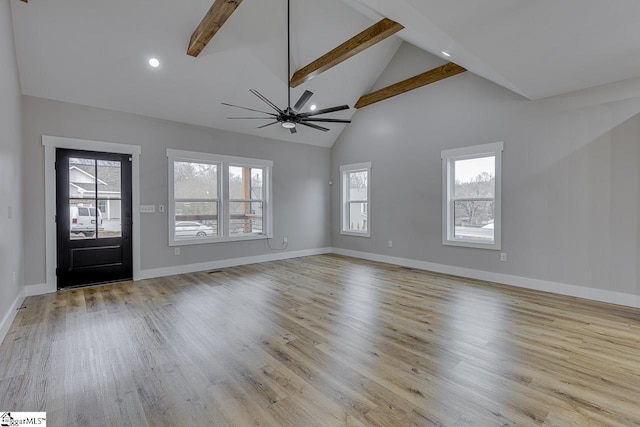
167, 149, 272, 245
442, 142, 503, 249
340, 162, 371, 237
229, 166, 264, 236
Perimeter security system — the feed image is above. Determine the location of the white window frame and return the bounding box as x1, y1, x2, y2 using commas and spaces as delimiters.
167, 149, 273, 246
441, 141, 503, 250
340, 162, 371, 237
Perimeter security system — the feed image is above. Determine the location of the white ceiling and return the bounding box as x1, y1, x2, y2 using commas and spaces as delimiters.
348, 0, 640, 100
10, 0, 401, 147
11, 0, 640, 147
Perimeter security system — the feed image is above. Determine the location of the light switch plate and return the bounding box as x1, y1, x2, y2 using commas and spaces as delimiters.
140, 205, 156, 213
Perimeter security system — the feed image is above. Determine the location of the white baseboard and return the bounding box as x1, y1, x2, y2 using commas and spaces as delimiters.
0, 290, 25, 346
138, 247, 333, 280
332, 248, 640, 309
25, 283, 54, 297
22, 246, 639, 309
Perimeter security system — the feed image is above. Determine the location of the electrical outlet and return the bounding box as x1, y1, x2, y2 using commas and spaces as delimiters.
388, 240, 393, 248
500, 253, 507, 262
174, 247, 181, 256
283, 237, 288, 243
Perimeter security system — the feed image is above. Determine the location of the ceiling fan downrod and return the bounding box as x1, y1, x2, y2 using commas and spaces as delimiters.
222, 0, 352, 134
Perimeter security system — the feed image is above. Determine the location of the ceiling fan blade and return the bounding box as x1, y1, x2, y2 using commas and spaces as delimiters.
302, 118, 352, 123
221, 102, 277, 116
298, 104, 349, 117
299, 122, 330, 132
256, 121, 280, 129
290, 127, 297, 134
292, 90, 314, 112
250, 89, 284, 114
227, 117, 276, 119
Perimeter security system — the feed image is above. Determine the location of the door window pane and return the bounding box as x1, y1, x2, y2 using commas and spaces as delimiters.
69, 158, 96, 199
98, 200, 121, 238
69, 199, 97, 240
97, 160, 122, 199
96, 160, 122, 238
454, 200, 495, 242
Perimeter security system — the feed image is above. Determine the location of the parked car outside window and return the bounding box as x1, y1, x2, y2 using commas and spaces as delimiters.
175, 221, 216, 238
70, 206, 104, 237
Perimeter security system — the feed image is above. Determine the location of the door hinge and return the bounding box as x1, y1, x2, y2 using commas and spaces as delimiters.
55, 268, 59, 276
55, 214, 57, 223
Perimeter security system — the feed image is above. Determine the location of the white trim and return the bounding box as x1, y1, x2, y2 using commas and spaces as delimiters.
138, 247, 332, 280
340, 161, 372, 238
24, 283, 54, 297
42, 135, 142, 294
331, 248, 640, 309
441, 141, 504, 159
167, 149, 273, 168
19, 245, 640, 309
442, 142, 503, 250
0, 291, 25, 346
339, 162, 371, 172
172, 234, 270, 246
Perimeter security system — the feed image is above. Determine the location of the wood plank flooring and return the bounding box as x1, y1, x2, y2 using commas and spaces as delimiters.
1, 254, 639, 426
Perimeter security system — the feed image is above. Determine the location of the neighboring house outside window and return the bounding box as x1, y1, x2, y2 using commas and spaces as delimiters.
69, 162, 122, 221
167, 149, 273, 246
340, 162, 371, 237
441, 142, 503, 250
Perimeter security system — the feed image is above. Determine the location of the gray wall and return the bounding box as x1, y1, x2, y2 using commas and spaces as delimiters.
332, 43, 640, 297
22, 96, 331, 285
0, 1, 24, 321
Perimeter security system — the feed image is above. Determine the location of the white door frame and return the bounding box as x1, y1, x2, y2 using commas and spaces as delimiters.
42, 135, 142, 293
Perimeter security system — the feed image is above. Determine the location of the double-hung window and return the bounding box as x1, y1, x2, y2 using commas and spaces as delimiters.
340, 162, 371, 237
168, 149, 272, 245
442, 142, 503, 249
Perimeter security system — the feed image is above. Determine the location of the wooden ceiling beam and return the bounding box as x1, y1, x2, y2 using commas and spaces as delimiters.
187, 0, 244, 58
354, 62, 466, 109
290, 18, 404, 88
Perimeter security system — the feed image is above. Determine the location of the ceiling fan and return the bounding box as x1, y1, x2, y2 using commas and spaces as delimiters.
222, 0, 351, 134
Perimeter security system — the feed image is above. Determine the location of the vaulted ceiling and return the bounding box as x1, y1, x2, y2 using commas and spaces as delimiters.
10, 0, 640, 147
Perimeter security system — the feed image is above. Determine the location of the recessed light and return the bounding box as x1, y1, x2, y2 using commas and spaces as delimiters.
441, 51, 451, 57
149, 57, 160, 68
309, 104, 317, 111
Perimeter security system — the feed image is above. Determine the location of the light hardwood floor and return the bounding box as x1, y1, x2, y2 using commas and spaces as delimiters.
1, 254, 639, 426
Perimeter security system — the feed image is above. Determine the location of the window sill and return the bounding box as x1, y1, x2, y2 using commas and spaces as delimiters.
442, 239, 501, 250
341, 230, 371, 238
170, 233, 271, 246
